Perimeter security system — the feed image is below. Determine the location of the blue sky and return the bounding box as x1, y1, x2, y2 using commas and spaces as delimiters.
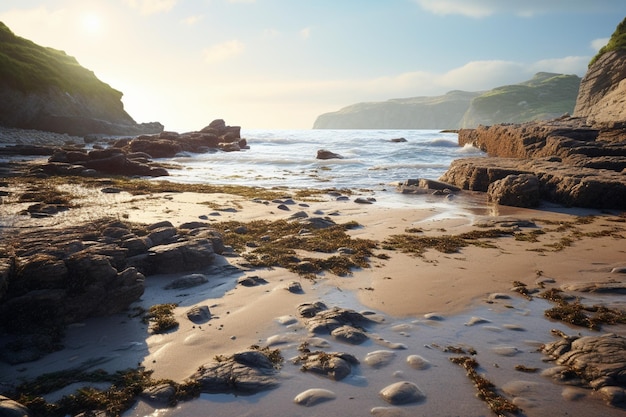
1, 0, 624, 130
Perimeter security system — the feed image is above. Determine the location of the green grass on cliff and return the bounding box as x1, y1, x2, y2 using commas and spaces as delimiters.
464, 73, 579, 124
589, 17, 626, 67
0, 21, 122, 99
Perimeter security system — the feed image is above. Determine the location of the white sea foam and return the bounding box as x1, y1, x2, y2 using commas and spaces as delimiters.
160, 129, 486, 191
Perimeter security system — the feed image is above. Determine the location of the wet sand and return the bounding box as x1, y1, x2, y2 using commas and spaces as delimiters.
1, 183, 625, 416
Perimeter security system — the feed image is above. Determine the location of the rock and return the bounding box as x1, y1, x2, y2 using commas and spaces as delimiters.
316, 149, 343, 160
370, 406, 411, 417
191, 349, 280, 394
186, 305, 211, 323
293, 388, 336, 406
0, 219, 222, 362
364, 350, 397, 368
487, 173, 540, 207
237, 275, 268, 287
331, 325, 368, 344
542, 333, 626, 403
140, 383, 176, 405
379, 381, 425, 405
440, 155, 626, 209
301, 304, 375, 334
0, 395, 32, 417
165, 273, 209, 289
406, 355, 431, 370
294, 351, 359, 381
285, 280, 303, 293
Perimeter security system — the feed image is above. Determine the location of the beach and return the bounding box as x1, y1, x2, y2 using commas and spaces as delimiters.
1, 174, 625, 417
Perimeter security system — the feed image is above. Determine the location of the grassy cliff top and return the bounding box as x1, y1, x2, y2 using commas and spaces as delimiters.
0, 21, 122, 99
589, 17, 626, 67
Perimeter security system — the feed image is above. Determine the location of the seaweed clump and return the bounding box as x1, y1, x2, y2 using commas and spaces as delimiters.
449, 356, 520, 416
382, 229, 513, 256
213, 219, 376, 276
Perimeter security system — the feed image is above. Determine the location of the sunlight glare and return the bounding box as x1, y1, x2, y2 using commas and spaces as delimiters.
81, 13, 102, 35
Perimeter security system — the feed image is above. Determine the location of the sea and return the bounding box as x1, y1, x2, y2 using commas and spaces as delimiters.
163, 129, 485, 200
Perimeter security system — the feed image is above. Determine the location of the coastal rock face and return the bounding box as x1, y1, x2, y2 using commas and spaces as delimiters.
0, 23, 162, 136
441, 117, 626, 209
573, 50, 626, 126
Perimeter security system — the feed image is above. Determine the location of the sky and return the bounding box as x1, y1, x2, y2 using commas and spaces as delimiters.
0, 1, 625, 131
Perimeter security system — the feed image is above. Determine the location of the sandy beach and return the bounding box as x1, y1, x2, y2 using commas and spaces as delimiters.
1, 177, 626, 417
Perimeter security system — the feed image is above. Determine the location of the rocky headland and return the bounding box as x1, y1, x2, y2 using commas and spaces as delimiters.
0, 22, 162, 136
438, 18, 626, 210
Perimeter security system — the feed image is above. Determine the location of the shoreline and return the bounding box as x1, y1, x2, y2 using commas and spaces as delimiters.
1, 174, 626, 416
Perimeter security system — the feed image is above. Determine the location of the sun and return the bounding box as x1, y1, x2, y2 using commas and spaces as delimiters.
80, 13, 103, 35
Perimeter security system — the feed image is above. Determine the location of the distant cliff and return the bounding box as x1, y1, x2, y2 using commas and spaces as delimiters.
0, 22, 162, 136
313, 90, 479, 129
574, 17, 626, 126
313, 72, 580, 130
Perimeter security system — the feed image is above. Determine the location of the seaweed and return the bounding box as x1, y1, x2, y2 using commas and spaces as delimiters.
449, 356, 521, 416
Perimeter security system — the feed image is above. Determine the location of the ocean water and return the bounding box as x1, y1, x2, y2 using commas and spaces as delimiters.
164, 129, 484, 193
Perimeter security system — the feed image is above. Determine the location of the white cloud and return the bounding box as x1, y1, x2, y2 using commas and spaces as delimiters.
203, 40, 245, 63
529, 56, 589, 75
124, 0, 177, 15
591, 37, 610, 51
414, 0, 624, 18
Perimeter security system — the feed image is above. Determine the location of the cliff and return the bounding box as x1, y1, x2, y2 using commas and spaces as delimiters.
573, 18, 626, 126
460, 72, 580, 127
313, 73, 580, 130
313, 90, 479, 129
0, 22, 162, 136
438, 17, 626, 209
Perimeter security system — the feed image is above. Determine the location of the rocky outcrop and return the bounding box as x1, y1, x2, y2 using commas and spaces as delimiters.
439, 117, 626, 208
0, 219, 223, 363
0, 22, 162, 136
1, 119, 245, 178
542, 333, 626, 406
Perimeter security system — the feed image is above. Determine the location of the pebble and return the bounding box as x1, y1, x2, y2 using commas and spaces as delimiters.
491, 345, 521, 356
371, 406, 410, 417
275, 315, 298, 325
406, 355, 431, 370
465, 316, 491, 326
294, 388, 336, 406
423, 312, 445, 321
364, 350, 397, 368
379, 381, 425, 405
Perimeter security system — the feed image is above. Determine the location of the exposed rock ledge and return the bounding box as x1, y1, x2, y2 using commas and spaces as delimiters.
439, 117, 626, 209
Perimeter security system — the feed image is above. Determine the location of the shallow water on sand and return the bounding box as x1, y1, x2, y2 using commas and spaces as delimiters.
126, 285, 626, 417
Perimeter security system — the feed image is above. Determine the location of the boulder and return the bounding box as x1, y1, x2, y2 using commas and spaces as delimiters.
191, 349, 280, 394
316, 149, 344, 160
487, 174, 540, 207
293, 351, 359, 381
